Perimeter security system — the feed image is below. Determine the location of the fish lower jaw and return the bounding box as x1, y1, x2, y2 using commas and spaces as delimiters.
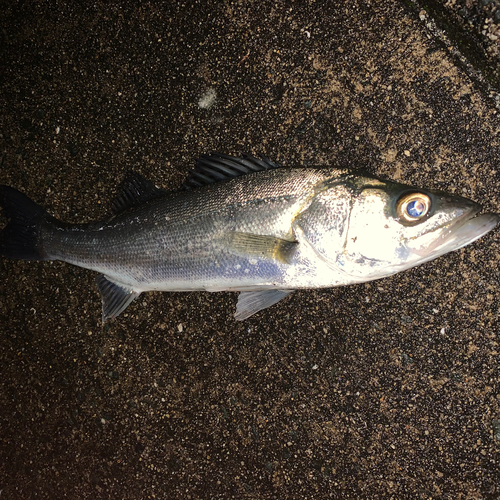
399, 212, 498, 269
430, 212, 498, 255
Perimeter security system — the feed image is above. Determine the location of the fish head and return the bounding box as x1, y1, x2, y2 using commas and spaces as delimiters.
335, 178, 498, 280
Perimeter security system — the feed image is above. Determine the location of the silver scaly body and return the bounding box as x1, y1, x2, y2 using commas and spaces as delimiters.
44, 168, 354, 292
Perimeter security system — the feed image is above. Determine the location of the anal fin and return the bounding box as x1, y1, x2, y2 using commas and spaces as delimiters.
235, 289, 294, 320
96, 275, 141, 322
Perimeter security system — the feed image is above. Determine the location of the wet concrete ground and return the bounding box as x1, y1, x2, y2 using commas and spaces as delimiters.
1, 1, 499, 498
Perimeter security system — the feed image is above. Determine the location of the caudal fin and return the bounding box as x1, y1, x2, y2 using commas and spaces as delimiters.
0, 185, 53, 261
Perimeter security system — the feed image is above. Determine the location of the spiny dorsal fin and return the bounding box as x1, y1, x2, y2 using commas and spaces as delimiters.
111, 173, 166, 215
182, 153, 282, 190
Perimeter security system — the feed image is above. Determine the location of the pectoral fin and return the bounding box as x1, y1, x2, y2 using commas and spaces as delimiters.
227, 232, 298, 264
96, 275, 141, 322
235, 289, 294, 320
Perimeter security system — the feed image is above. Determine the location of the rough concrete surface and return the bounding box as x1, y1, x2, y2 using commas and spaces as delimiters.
1, 1, 499, 498
420, 0, 500, 91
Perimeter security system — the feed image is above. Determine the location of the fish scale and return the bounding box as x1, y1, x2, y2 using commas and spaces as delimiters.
43, 167, 331, 287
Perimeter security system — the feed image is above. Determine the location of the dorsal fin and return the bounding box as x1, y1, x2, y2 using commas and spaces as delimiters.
182, 153, 282, 190
111, 172, 166, 215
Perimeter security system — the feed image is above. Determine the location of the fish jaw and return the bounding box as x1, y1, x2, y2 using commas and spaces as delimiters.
406, 210, 499, 263
380, 201, 499, 277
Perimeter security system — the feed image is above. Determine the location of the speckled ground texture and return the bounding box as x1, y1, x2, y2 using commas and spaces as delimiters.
1, 1, 499, 499
420, 0, 500, 91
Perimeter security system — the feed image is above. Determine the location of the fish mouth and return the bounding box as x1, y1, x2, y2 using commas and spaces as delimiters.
418, 206, 499, 260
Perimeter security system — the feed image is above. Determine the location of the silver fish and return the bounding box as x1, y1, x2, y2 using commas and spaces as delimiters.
0, 153, 497, 321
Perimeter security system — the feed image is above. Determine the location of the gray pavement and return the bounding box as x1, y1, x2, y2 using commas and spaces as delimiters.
1, 1, 499, 498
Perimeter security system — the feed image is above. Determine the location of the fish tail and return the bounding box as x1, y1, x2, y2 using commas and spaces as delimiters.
0, 185, 55, 261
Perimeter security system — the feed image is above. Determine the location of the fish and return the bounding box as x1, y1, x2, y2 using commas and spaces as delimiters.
0, 153, 498, 321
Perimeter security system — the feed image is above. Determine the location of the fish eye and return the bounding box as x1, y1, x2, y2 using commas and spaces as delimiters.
396, 193, 431, 223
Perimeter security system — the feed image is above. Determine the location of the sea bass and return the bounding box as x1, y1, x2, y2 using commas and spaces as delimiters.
0, 153, 497, 321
